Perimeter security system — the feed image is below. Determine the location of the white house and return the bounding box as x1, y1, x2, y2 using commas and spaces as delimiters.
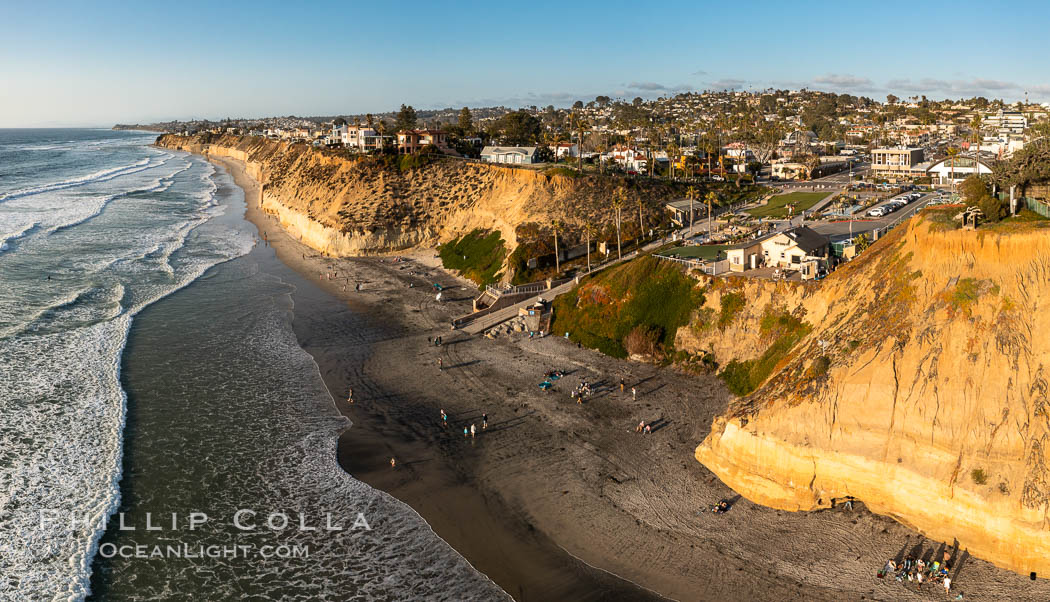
480, 146, 539, 164
555, 142, 579, 159
334, 125, 378, 150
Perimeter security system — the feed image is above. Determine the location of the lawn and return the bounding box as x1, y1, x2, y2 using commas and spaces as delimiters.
658, 245, 729, 261
438, 229, 506, 287
748, 191, 831, 218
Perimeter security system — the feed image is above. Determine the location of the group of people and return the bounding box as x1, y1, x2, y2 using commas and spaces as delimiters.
440, 408, 488, 438
878, 550, 956, 596
571, 380, 592, 403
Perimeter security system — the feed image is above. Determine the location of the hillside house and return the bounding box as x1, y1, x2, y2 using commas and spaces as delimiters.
480, 146, 539, 164
397, 129, 448, 154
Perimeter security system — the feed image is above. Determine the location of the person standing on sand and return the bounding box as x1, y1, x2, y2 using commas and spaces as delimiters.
470, 424, 476, 438
441, 409, 447, 426
463, 426, 468, 438
482, 413, 488, 429
390, 457, 396, 468
347, 388, 353, 404
631, 386, 637, 401
438, 357, 443, 371
620, 378, 625, 393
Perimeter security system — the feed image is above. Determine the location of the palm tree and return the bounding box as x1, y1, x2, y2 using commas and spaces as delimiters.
571, 111, 587, 174
612, 187, 626, 260
947, 146, 959, 192
584, 223, 595, 272
970, 114, 982, 152
686, 185, 697, 233
552, 220, 561, 273
637, 193, 645, 241
704, 191, 718, 237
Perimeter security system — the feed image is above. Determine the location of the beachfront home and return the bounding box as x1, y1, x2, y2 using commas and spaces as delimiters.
480, 146, 540, 164
397, 129, 448, 154
760, 226, 828, 270
337, 125, 378, 151
555, 142, 579, 159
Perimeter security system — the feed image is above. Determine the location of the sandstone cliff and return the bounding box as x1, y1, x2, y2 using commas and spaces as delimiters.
155, 134, 692, 266
689, 214, 1050, 577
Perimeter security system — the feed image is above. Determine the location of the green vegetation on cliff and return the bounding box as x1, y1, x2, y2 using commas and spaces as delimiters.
438, 229, 506, 287
551, 256, 702, 358
720, 308, 811, 396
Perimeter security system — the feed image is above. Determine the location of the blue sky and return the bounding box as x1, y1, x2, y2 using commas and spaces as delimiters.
3, 0, 1050, 126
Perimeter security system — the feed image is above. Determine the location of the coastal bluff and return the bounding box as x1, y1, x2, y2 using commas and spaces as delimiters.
155, 134, 686, 261
689, 215, 1050, 578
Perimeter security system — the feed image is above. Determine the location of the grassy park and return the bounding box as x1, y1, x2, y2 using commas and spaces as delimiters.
747, 191, 830, 218
657, 244, 730, 261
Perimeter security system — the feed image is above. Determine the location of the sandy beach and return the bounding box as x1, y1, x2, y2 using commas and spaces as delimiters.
211, 154, 1050, 601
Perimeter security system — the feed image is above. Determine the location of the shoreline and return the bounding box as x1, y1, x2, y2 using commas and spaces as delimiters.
208, 152, 1050, 602
211, 154, 661, 601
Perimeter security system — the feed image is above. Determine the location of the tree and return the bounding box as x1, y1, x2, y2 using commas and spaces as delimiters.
458, 107, 473, 134
886, 94, 898, 105
612, 187, 626, 259
946, 146, 959, 191
333, 117, 347, 127
960, 174, 987, 204
584, 223, 595, 272
686, 185, 697, 232
572, 100, 584, 109
552, 220, 562, 273
395, 105, 417, 132
570, 111, 587, 173
704, 191, 718, 235
499, 111, 541, 145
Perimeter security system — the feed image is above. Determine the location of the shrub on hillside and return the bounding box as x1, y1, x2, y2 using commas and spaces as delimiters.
623, 325, 664, 358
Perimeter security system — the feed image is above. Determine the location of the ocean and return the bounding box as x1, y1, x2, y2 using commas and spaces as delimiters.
0, 129, 506, 600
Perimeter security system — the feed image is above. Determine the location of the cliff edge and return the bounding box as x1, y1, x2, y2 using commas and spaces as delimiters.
692, 212, 1050, 577
155, 134, 691, 264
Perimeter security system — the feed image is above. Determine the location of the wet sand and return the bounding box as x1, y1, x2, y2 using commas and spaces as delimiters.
212, 153, 1050, 602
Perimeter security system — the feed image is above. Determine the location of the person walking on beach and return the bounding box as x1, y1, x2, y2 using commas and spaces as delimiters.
631, 386, 637, 401
470, 423, 476, 438
438, 357, 443, 371
390, 457, 396, 468
441, 409, 447, 427
463, 426, 469, 438
620, 377, 625, 393
347, 388, 354, 404
482, 413, 488, 429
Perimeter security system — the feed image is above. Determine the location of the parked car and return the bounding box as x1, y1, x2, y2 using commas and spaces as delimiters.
867, 207, 886, 217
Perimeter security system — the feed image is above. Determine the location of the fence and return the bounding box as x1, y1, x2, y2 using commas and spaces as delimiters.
1026, 197, 1050, 219
653, 254, 729, 275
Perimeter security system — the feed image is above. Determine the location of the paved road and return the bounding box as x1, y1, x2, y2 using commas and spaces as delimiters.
807, 192, 938, 238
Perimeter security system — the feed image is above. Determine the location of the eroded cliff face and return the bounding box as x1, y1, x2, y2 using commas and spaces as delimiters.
156, 134, 684, 264
689, 217, 1050, 576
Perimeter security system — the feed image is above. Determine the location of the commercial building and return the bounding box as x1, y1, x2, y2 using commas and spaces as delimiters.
871, 147, 924, 181
926, 152, 995, 186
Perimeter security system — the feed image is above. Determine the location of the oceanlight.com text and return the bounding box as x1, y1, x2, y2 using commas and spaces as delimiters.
98, 543, 310, 560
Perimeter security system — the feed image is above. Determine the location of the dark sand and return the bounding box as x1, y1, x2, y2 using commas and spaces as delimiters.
214, 154, 1050, 602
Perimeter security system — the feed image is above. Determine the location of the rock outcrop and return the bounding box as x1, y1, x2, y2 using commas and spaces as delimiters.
156, 134, 689, 261
690, 215, 1050, 577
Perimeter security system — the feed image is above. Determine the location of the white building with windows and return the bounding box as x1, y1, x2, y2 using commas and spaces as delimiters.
926, 152, 994, 186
